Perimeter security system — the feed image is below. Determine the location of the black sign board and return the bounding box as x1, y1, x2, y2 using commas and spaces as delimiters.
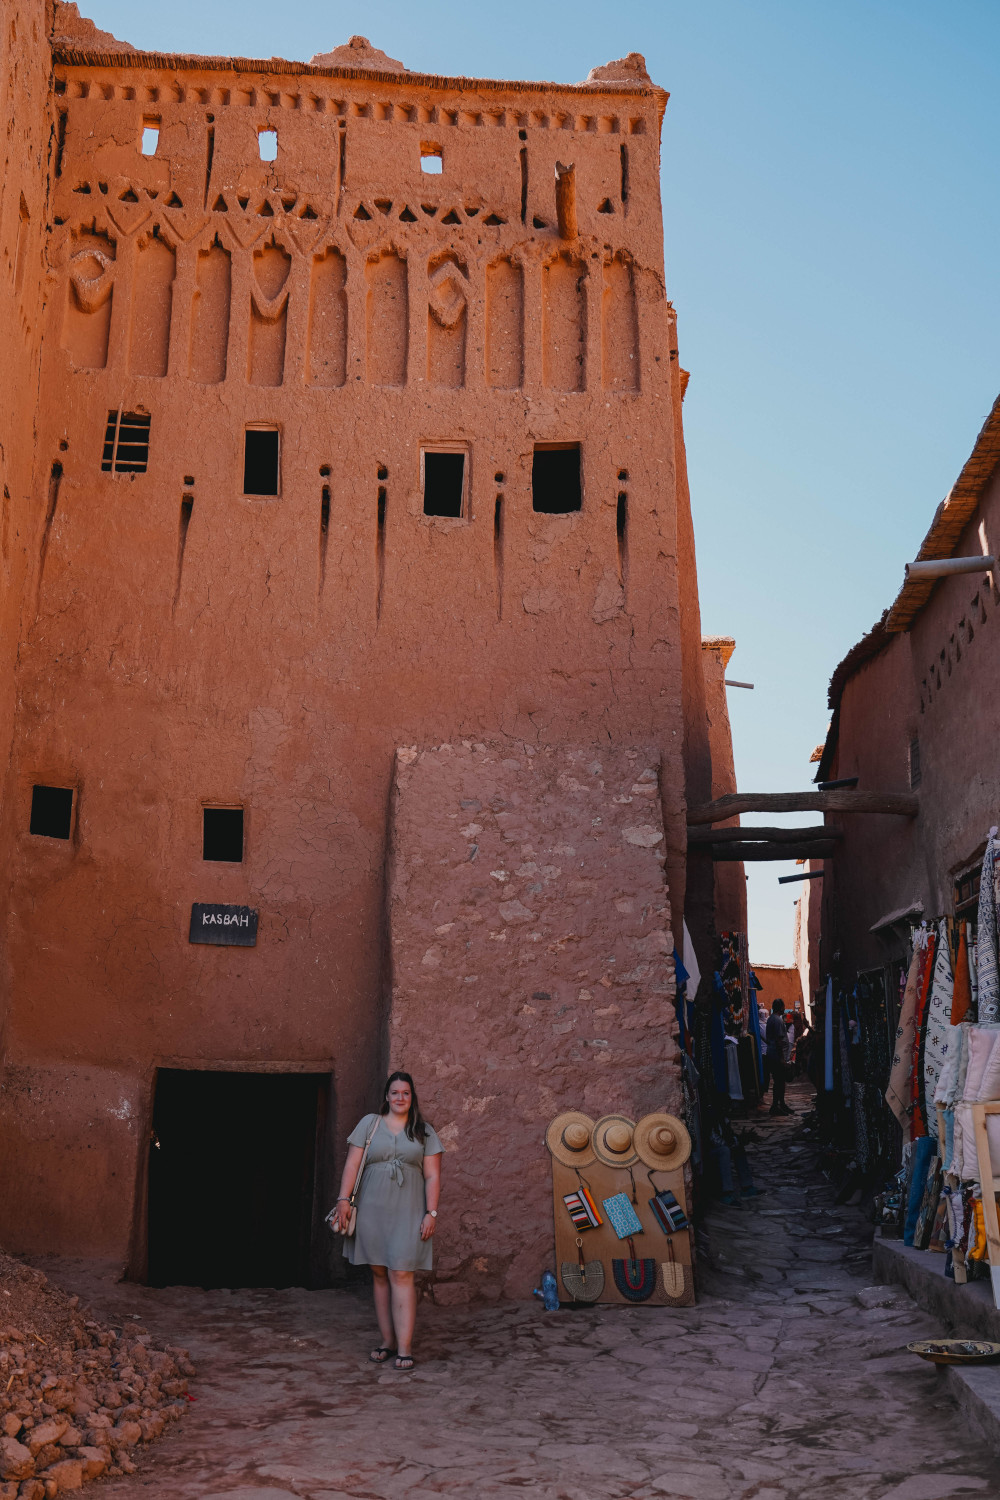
189, 903, 258, 947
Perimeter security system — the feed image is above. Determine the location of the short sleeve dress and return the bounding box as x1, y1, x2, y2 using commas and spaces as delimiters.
343, 1114, 444, 1272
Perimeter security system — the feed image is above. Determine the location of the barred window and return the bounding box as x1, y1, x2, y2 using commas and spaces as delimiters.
102, 409, 151, 473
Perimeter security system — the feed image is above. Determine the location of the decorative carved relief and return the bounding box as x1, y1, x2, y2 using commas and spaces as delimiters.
485, 257, 523, 389
366, 250, 407, 387
602, 252, 638, 392
62, 230, 116, 369
306, 246, 347, 388
129, 231, 175, 378
542, 252, 587, 392
249, 238, 292, 387
188, 238, 231, 384
427, 253, 468, 388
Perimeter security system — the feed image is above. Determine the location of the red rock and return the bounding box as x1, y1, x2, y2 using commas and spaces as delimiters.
16, 1482, 44, 1500
0, 1421, 18, 1441
73, 1450, 106, 1482
0, 1439, 33, 1482
109, 1423, 141, 1450
42, 1461, 82, 1492
26, 1425, 67, 1458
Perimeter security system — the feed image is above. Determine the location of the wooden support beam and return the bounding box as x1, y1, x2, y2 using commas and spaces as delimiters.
687, 824, 842, 846
708, 840, 838, 862
686, 790, 918, 826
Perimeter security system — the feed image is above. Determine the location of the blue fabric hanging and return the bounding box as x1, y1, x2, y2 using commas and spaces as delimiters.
824, 973, 835, 1092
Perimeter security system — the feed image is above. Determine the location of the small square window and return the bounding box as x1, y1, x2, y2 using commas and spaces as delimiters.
532, 444, 581, 513
30, 784, 73, 840
423, 450, 466, 517
141, 122, 160, 156
420, 146, 443, 174
258, 129, 278, 162
908, 737, 921, 790
244, 427, 279, 496
102, 410, 151, 473
203, 807, 244, 862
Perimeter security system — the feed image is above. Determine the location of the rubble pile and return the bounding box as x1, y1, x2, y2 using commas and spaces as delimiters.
0, 1253, 194, 1496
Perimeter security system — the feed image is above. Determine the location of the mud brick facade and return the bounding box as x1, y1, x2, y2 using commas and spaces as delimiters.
0, 2, 731, 1294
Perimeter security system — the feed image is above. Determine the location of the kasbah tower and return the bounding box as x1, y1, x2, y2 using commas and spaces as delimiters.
0, 1, 740, 1297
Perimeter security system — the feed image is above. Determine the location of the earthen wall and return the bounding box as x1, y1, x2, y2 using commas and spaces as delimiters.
0, 27, 707, 1282
820, 461, 1000, 986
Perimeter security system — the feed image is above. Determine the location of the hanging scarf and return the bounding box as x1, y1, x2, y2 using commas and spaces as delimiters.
922, 920, 954, 1137
909, 929, 937, 1138
824, 974, 834, 1092
976, 830, 1000, 1024
950, 920, 973, 1025
886, 944, 921, 1132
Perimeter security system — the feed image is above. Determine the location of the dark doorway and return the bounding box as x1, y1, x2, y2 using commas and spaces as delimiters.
147, 1069, 325, 1288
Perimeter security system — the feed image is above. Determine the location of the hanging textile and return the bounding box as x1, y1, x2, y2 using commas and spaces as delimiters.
910, 927, 937, 1139
824, 974, 834, 1092
950, 920, 973, 1025
886, 943, 922, 1132
976, 829, 1000, 1025
922, 920, 954, 1135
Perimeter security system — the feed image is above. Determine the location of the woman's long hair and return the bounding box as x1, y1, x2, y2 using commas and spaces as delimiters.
380, 1070, 427, 1142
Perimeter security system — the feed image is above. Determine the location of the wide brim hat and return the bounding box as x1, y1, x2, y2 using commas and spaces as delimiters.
634, 1112, 691, 1173
592, 1113, 639, 1169
546, 1110, 596, 1168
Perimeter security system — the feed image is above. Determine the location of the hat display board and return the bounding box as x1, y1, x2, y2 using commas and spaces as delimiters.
545, 1111, 596, 1169
547, 1107, 695, 1308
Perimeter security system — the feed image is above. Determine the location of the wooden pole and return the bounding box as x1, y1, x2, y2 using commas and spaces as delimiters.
708, 841, 838, 862
688, 824, 842, 846
686, 789, 918, 825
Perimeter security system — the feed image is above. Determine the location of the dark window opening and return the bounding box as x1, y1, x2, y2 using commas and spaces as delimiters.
423, 451, 465, 518
244, 428, 279, 496
203, 806, 244, 862
147, 1069, 325, 1288
30, 784, 73, 840
532, 445, 581, 514
908, 738, 921, 791
955, 868, 980, 915
102, 410, 150, 473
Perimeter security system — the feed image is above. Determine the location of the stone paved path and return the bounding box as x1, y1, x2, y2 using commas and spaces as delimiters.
36, 1086, 1000, 1499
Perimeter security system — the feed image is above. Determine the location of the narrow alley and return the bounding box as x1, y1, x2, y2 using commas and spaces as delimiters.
36, 1089, 999, 1500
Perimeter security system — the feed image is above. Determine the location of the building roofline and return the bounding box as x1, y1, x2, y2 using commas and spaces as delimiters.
885, 391, 1000, 632
815, 390, 1000, 779
52, 46, 669, 116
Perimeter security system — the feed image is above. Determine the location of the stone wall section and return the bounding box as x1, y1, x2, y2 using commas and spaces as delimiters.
387, 741, 680, 1300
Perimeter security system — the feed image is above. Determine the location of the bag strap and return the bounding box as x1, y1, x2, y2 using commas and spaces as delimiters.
348, 1114, 381, 1207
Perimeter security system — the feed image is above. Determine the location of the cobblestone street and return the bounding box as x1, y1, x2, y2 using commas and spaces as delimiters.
37, 1089, 1000, 1500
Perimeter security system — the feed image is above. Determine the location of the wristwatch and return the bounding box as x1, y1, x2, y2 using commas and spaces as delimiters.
428, 1210, 438, 1218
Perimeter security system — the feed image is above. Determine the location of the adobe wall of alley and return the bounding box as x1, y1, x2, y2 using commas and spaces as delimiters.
819, 464, 1000, 982
0, 19, 707, 1278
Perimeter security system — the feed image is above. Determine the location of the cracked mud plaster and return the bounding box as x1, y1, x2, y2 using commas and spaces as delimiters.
388, 743, 679, 1300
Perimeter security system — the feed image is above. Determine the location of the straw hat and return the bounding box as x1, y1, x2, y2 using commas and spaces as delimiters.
545, 1111, 596, 1168
634, 1112, 691, 1173
592, 1113, 639, 1168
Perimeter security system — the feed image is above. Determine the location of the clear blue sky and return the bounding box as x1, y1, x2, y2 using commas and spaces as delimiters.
90, 0, 1000, 965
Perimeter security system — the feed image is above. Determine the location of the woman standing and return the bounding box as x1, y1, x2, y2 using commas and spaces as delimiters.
330, 1072, 443, 1371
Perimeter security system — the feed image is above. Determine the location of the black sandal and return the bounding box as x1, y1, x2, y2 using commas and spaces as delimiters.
394, 1353, 415, 1371
369, 1346, 396, 1364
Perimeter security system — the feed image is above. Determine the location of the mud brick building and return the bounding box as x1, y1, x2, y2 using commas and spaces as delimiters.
0, 2, 734, 1297
808, 395, 1000, 1014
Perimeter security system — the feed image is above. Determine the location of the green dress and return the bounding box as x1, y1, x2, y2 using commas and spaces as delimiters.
343, 1114, 444, 1272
